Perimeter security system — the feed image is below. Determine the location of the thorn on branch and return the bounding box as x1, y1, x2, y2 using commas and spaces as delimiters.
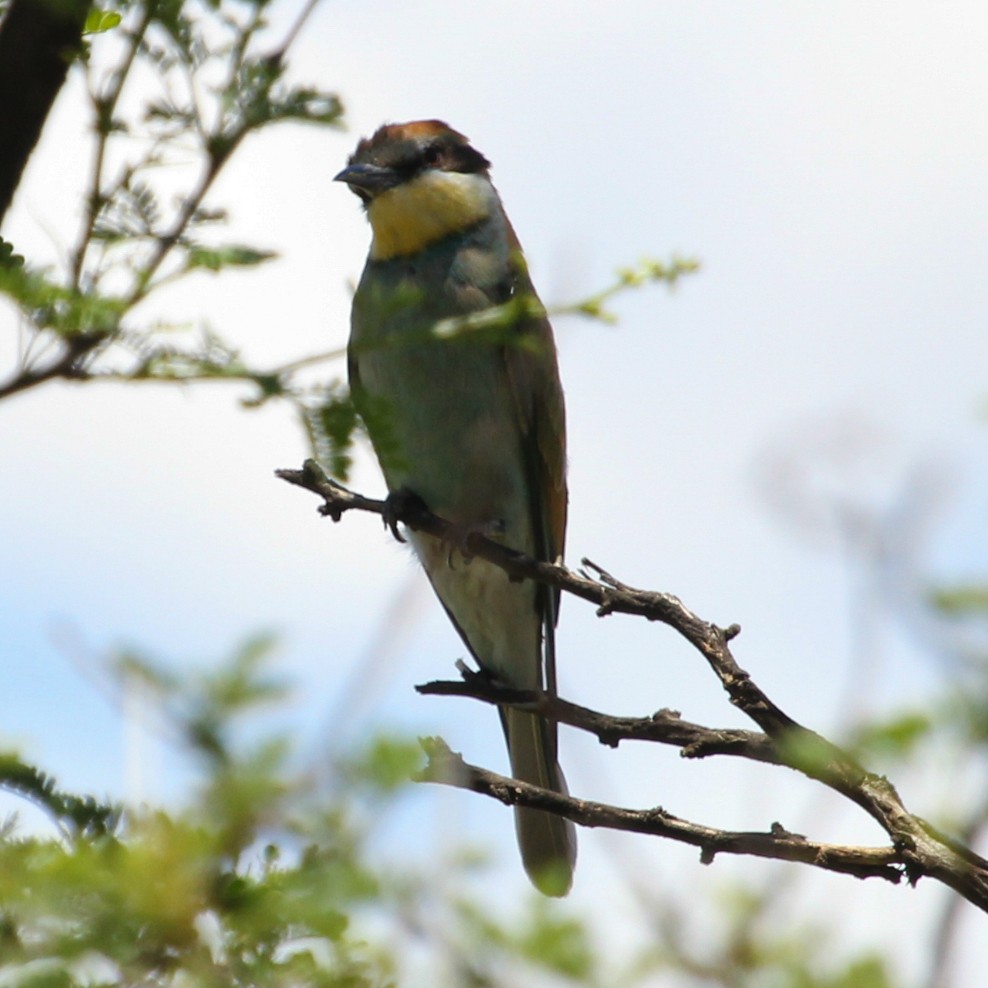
580, 557, 624, 590
453, 658, 507, 694
770, 821, 807, 842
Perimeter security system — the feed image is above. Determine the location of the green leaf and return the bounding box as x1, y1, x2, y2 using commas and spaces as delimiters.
557, 254, 701, 323
0, 264, 125, 338
817, 955, 894, 988
185, 244, 278, 272
343, 737, 423, 794
198, 633, 289, 714
83, 9, 122, 35
0, 753, 120, 838
268, 87, 345, 127
930, 583, 988, 616
848, 711, 933, 759
518, 901, 595, 980
776, 729, 841, 777
0, 236, 25, 269
303, 384, 359, 481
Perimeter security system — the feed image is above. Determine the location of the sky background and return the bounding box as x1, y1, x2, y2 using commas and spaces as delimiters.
3, 1, 988, 983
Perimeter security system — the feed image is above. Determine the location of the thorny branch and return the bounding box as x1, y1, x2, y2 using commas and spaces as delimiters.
277, 459, 988, 913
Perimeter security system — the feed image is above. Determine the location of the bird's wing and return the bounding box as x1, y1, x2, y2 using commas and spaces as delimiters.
498, 221, 568, 568
497, 221, 568, 700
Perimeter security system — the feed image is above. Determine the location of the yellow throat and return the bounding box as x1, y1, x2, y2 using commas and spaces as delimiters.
367, 170, 495, 260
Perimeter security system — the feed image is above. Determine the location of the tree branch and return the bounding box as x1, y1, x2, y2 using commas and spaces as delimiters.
277, 460, 988, 912
0, 0, 92, 224
418, 738, 902, 884
417, 672, 780, 765
0, 329, 107, 401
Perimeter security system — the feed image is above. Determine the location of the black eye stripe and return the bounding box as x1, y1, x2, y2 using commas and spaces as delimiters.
350, 134, 491, 181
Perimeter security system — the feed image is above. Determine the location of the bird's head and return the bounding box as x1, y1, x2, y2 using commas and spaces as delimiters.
335, 120, 499, 260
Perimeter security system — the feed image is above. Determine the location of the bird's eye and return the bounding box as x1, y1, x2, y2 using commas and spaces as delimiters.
422, 144, 442, 167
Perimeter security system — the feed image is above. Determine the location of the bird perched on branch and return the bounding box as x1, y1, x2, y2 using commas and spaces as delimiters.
336, 120, 576, 895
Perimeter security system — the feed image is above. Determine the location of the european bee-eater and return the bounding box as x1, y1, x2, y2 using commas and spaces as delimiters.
336, 120, 576, 896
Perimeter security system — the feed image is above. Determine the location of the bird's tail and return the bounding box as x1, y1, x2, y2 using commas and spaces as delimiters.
505, 707, 577, 896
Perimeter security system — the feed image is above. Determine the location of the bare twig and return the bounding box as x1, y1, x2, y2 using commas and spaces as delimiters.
416, 676, 779, 764
269, 0, 325, 62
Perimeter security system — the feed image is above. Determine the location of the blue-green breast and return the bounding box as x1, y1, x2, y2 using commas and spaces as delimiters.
349, 215, 534, 548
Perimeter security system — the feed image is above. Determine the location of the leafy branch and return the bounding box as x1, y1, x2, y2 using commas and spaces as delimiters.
426, 256, 699, 342
0, 0, 342, 407
1, 2, 701, 476
0, 753, 121, 840
556, 256, 700, 323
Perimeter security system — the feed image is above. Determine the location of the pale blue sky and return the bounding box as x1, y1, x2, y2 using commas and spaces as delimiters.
3, 2, 988, 982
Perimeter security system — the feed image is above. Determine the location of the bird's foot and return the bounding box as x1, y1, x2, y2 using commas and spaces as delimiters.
381, 487, 430, 544
381, 489, 506, 566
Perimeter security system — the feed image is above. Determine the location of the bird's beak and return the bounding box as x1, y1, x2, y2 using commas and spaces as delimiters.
333, 162, 400, 196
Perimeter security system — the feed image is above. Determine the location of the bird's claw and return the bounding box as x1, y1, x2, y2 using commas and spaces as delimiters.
381, 488, 429, 544
381, 490, 506, 567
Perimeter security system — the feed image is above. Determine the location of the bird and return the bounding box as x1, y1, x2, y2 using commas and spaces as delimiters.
335, 120, 576, 896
